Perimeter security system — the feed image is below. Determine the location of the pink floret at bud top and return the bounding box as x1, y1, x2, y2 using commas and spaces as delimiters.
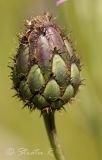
56, 0, 67, 6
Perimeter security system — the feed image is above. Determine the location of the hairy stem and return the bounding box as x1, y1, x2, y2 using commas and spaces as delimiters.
43, 111, 66, 160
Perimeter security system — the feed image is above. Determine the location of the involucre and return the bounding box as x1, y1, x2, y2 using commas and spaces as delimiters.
10, 13, 81, 112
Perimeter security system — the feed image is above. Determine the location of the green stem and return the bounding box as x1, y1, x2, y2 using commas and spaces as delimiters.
43, 110, 66, 160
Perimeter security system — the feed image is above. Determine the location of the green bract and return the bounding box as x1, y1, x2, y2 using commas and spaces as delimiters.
10, 13, 81, 112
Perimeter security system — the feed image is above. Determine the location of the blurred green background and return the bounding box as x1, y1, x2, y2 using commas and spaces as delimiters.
0, 0, 102, 160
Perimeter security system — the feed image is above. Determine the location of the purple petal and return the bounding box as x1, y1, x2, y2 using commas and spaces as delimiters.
56, 0, 67, 6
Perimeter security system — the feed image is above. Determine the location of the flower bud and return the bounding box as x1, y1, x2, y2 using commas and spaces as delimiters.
10, 13, 81, 112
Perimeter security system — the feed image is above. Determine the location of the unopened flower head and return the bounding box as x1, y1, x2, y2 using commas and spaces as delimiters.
9, 13, 82, 113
